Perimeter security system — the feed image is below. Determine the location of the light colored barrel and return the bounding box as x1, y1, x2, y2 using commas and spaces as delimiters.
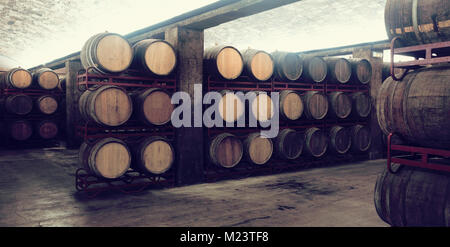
3, 94, 33, 115
350, 125, 371, 153
79, 138, 131, 179
204, 45, 243, 80
132, 39, 177, 76
305, 127, 328, 158
241, 49, 274, 81
216, 90, 245, 123
324, 57, 352, 84
79, 85, 132, 126
36, 95, 58, 115
32, 68, 59, 90
80, 32, 133, 74
274, 128, 304, 160
250, 91, 274, 122
329, 126, 351, 154
0, 68, 32, 89
209, 133, 243, 168
302, 91, 329, 120
279, 90, 303, 121
134, 136, 174, 174
271, 51, 303, 81
328, 91, 352, 119
36, 119, 58, 139
352, 92, 371, 118
244, 133, 273, 165
134, 88, 173, 125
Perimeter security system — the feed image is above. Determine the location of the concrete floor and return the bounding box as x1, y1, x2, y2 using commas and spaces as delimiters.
0, 147, 388, 227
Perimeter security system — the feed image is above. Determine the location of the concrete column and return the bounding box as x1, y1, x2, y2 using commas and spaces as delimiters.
65, 60, 83, 149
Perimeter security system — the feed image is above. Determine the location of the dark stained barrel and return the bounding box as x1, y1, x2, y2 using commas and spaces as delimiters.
274, 128, 304, 160
324, 57, 352, 84
133, 88, 173, 126
209, 133, 243, 168
133, 136, 174, 174
382, 62, 407, 81
32, 68, 59, 90
302, 91, 329, 120
243, 133, 273, 165
329, 126, 351, 154
131, 39, 177, 76
271, 51, 303, 81
241, 49, 274, 81
0, 68, 32, 89
36, 120, 59, 139
8, 120, 33, 141
350, 125, 371, 153
79, 85, 133, 126
304, 127, 328, 158
279, 90, 303, 121
204, 45, 244, 80
374, 164, 450, 226
377, 65, 450, 148
328, 91, 352, 119
385, 0, 450, 47
80, 32, 133, 74
349, 58, 372, 84
352, 92, 371, 118
301, 56, 328, 83
36, 95, 58, 115
58, 78, 66, 91
2, 94, 33, 115
79, 137, 131, 179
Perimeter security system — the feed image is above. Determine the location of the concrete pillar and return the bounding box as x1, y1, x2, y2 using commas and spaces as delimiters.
65, 60, 83, 149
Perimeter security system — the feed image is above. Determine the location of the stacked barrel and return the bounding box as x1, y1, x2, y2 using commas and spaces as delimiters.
0, 67, 63, 145
77, 32, 177, 180
204, 45, 372, 171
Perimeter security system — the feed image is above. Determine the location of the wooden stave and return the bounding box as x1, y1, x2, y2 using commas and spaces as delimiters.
241, 49, 274, 81
329, 126, 352, 154
328, 91, 352, 119
279, 90, 304, 121
3, 94, 33, 115
243, 132, 273, 165
274, 128, 304, 160
134, 136, 175, 175
352, 92, 371, 118
301, 56, 328, 83
133, 88, 173, 126
301, 91, 329, 120
35, 95, 59, 115
349, 58, 372, 85
131, 39, 177, 76
0, 68, 32, 89
36, 119, 59, 139
204, 45, 244, 80
350, 125, 372, 153
32, 68, 59, 90
323, 57, 352, 84
271, 51, 303, 81
209, 133, 243, 168
304, 127, 328, 158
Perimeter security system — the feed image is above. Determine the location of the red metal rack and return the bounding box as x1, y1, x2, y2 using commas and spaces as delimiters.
386, 133, 450, 174
390, 38, 450, 81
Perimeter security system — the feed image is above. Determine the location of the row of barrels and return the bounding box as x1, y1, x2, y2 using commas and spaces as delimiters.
0, 67, 62, 90
209, 125, 371, 168
0, 94, 60, 116
217, 90, 371, 123
79, 136, 174, 179
205, 45, 372, 84
1, 119, 59, 141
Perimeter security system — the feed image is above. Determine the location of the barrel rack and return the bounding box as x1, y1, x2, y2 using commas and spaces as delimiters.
204, 75, 370, 182
75, 68, 177, 198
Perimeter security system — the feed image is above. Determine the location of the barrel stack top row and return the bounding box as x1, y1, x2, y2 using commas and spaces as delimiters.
0, 67, 62, 90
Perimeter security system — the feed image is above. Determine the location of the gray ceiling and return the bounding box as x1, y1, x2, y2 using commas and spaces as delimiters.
0, 0, 387, 68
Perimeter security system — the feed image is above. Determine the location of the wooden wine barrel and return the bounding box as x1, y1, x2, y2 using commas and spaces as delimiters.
80, 32, 133, 74
302, 91, 329, 120
209, 133, 243, 168
58, 78, 66, 91
32, 68, 59, 90
212, 90, 245, 123
241, 49, 274, 81
350, 125, 371, 153
385, 0, 450, 47
271, 51, 303, 81
0, 68, 32, 89
302, 56, 328, 83
274, 128, 304, 160
304, 127, 328, 158
382, 62, 407, 81
377, 65, 450, 148
328, 91, 352, 119
250, 91, 274, 122
36, 95, 58, 115
134, 136, 174, 174
352, 92, 371, 118
329, 126, 351, 154
79, 85, 132, 126
36, 120, 58, 139
374, 165, 450, 226
244, 133, 273, 165
324, 57, 352, 84
8, 120, 33, 141
3, 94, 33, 115
349, 58, 372, 84
131, 39, 177, 76
279, 90, 303, 121
204, 45, 243, 80
134, 88, 173, 125
79, 138, 131, 179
